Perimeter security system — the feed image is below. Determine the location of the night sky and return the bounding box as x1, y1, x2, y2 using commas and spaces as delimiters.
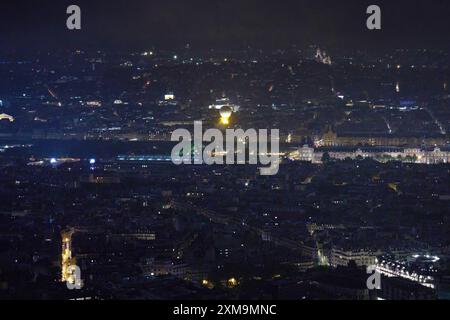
1, 0, 450, 52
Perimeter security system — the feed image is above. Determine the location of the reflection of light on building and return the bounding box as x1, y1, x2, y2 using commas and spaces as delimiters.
396, 82, 400, 93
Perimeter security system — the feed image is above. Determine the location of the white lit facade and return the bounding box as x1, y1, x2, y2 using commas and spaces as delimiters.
289, 146, 450, 165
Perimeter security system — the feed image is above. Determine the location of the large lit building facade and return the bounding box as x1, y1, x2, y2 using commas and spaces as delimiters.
290, 145, 450, 164
331, 247, 382, 268
317, 128, 449, 148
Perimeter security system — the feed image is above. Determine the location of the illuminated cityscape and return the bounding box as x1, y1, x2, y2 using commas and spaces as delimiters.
0, 0, 450, 304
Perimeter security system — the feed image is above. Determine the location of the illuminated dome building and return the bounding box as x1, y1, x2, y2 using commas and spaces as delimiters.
376, 254, 441, 289
209, 98, 240, 112
219, 106, 233, 125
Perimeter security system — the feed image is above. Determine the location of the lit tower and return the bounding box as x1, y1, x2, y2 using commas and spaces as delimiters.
61, 228, 76, 283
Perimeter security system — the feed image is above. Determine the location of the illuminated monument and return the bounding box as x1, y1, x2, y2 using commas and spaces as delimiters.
315, 48, 332, 65
61, 228, 82, 288
209, 98, 240, 112
219, 106, 233, 126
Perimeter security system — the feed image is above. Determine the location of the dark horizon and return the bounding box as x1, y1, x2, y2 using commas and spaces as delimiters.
1, 0, 450, 53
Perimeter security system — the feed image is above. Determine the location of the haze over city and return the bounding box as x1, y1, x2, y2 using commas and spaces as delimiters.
0, 0, 450, 305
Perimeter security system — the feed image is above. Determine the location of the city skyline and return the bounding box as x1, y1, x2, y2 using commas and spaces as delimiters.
1, 0, 450, 305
